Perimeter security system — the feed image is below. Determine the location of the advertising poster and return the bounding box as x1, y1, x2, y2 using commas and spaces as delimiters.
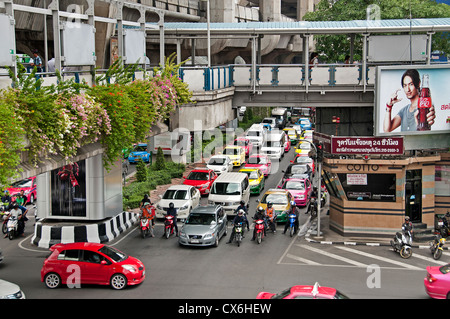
50, 159, 87, 217
375, 65, 450, 136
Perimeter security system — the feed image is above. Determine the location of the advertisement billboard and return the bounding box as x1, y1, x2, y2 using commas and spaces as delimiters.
375, 65, 450, 136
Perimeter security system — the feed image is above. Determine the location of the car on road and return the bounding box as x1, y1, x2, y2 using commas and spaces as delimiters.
295, 141, 312, 157
183, 169, 218, 195
424, 264, 450, 299
7, 176, 37, 204
232, 137, 253, 157
291, 154, 315, 172
206, 155, 233, 175
282, 163, 313, 182
283, 127, 300, 145
222, 145, 245, 167
41, 243, 145, 290
0, 279, 25, 299
300, 129, 313, 143
155, 185, 201, 219
256, 282, 349, 299
296, 117, 313, 130
178, 205, 228, 247
278, 177, 312, 207
239, 168, 265, 195
128, 143, 151, 163
244, 154, 272, 177
261, 117, 277, 130
256, 188, 294, 223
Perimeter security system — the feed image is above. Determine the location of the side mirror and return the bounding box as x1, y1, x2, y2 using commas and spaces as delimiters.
101, 260, 108, 265
277, 185, 281, 189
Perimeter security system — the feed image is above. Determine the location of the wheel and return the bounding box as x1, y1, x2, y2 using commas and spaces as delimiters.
433, 249, 442, 260
110, 273, 127, 290
1, 223, 6, 234
44, 273, 61, 289
141, 228, 146, 239
29, 194, 35, 204
400, 246, 412, 259
165, 228, 170, 239
290, 226, 295, 237
257, 232, 262, 244
213, 236, 219, 247
8, 231, 14, 240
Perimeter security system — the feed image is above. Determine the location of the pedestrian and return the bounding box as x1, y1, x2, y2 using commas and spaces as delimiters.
30, 49, 43, 72
344, 55, 351, 66
47, 57, 56, 73
309, 52, 319, 68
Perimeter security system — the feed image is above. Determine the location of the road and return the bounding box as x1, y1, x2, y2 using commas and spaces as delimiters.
0, 145, 444, 301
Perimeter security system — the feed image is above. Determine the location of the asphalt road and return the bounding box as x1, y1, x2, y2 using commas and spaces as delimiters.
0, 146, 442, 302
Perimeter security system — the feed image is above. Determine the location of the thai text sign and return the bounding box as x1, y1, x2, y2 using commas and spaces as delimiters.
332, 137, 404, 155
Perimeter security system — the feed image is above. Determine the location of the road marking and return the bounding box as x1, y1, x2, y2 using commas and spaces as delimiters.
411, 252, 448, 266
334, 245, 422, 270
286, 253, 321, 265
297, 244, 368, 267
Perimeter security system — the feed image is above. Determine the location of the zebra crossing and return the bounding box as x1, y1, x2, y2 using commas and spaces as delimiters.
279, 240, 450, 271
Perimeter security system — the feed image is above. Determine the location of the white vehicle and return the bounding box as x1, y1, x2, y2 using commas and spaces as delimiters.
208, 172, 250, 215
155, 185, 201, 219
0, 279, 25, 299
206, 155, 233, 175
245, 124, 266, 147
238, 106, 247, 116
261, 117, 277, 130
271, 108, 288, 128
261, 131, 287, 159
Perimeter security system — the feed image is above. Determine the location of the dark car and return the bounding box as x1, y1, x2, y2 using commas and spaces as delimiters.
282, 163, 312, 182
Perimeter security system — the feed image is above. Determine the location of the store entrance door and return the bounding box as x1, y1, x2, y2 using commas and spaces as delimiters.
405, 170, 422, 223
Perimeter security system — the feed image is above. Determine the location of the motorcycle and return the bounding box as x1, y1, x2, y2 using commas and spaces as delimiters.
140, 217, 154, 238
430, 235, 446, 260
164, 215, 175, 239
6, 215, 19, 240
288, 213, 297, 237
1, 211, 8, 234
232, 222, 244, 247
309, 197, 318, 219
254, 219, 265, 244
320, 186, 328, 208
437, 214, 449, 238
390, 226, 413, 259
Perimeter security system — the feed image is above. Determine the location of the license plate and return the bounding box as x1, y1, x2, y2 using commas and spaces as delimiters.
190, 239, 199, 243
438, 222, 443, 226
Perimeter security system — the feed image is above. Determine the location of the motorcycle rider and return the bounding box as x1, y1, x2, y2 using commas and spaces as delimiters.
141, 202, 155, 237
402, 216, 413, 234
227, 209, 249, 243
265, 201, 276, 233
1, 190, 11, 210
4, 203, 28, 238
251, 206, 267, 241
234, 200, 248, 215
166, 202, 178, 236
283, 200, 299, 235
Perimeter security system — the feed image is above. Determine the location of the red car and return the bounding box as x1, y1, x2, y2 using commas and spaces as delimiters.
41, 242, 145, 290
6, 176, 37, 204
257, 283, 349, 299
291, 154, 315, 172
182, 168, 218, 195
244, 154, 272, 177
232, 137, 253, 157
424, 264, 450, 299
278, 177, 312, 207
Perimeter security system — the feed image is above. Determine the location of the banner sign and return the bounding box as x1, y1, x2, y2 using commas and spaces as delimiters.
331, 136, 404, 155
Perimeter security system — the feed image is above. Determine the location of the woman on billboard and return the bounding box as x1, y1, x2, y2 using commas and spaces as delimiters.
383, 69, 435, 132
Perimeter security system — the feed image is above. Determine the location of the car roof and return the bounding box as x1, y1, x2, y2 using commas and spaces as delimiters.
166, 184, 193, 190
284, 177, 309, 182
191, 205, 221, 214
190, 168, 212, 173
265, 188, 290, 194
290, 285, 337, 297
50, 242, 104, 251
239, 168, 260, 172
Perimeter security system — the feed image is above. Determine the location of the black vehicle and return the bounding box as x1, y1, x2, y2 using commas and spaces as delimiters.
282, 163, 312, 182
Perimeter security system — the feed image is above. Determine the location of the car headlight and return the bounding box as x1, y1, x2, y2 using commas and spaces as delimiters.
179, 230, 187, 238
296, 195, 305, 199
122, 265, 137, 272
204, 233, 214, 240
180, 204, 189, 210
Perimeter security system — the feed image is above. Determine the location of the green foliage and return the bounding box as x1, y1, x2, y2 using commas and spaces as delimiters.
154, 147, 166, 171
135, 159, 147, 182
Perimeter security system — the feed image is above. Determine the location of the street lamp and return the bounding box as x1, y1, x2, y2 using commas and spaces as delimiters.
200, 0, 211, 68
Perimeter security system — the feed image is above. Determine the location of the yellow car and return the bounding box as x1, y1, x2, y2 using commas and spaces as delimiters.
222, 145, 245, 166
239, 168, 265, 195
256, 188, 294, 223
300, 130, 313, 143
283, 127, 300, 145
295, 141, 312, 156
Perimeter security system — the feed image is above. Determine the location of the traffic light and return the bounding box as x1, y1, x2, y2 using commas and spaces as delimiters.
317, 141, 323, 162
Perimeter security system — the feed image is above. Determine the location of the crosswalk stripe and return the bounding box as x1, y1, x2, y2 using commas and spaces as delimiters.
297, 244, 368, 267
334, 246, 422, 270
286, 253, 321, 265
411, 252, 448, 266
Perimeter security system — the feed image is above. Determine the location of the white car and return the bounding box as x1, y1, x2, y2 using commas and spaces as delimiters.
0, 279, 25, 299
261, 117, 277, 130
155, 185, 201, 219
206, 155, 233, 175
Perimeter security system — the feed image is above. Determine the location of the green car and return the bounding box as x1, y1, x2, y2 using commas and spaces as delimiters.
239, 168, 265, 195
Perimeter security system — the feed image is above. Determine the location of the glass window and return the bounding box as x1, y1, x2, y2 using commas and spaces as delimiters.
436, 165, 450, 197
163, 189, 188, 200
211, 182, 241, 195
82, 250, 105, 264
57, 249, 80, 261
322, 171, 341, 199
338, 173, 396, 202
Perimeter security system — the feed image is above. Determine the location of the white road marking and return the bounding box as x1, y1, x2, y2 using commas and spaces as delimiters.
297, 244, 368, 267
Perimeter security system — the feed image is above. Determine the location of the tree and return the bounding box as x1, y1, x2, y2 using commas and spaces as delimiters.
154, 147, 166, 171
303, 0, 450, 63
135, 159, 147, 182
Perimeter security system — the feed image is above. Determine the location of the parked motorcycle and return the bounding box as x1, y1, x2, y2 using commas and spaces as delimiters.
430, 235, 446, 260
254, 219, 265, 244
390, 227, 413, 258
164, 215, 175, 239
437, 214, 449, 238
140, 217, 153, 238
6, 215, 19, 240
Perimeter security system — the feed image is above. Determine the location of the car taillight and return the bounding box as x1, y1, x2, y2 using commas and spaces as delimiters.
427, 273, 437, 283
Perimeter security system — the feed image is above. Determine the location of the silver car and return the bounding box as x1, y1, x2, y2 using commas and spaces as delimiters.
0, 279, 25, 299
178, 205, 227, 247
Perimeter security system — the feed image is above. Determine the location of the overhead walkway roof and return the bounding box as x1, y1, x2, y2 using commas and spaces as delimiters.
148, 18, 450, 35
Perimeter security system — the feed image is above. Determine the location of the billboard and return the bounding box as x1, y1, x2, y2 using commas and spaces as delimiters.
375, 65, 450, 136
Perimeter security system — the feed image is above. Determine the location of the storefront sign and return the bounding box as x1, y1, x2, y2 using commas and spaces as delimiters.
332, 137, 404, 155
347, 174, 367, 185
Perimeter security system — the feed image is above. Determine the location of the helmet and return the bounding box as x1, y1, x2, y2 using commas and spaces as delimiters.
169, 202, 174, 209
240, 200, 245, 205
238, 209, 245, 216
404, 216, 410, 221
267, 201, 273, 208
144, 202, 150, 207
258, 206, 264, 212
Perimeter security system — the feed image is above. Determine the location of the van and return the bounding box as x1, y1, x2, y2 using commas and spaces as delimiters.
208, 172, 250, 215
261, 131, 288, 159
245, 123, 266, 147
271, 108, 288, 128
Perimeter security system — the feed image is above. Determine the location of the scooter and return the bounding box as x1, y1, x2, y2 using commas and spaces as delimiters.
164, 215, 175, 239
288, 213, 297, 237
437, 214, 449, 238
140, 217, 153, 238
254, 219, 265, 244
390, 226, 413, 259
6, 215, 19, 240
430, 235, 446, 260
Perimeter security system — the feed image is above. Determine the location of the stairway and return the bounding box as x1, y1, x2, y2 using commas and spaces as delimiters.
412, 222, 436, 242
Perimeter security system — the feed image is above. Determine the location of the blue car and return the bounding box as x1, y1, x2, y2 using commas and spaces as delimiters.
296, 118, 312, 130
128, 143, 151, 163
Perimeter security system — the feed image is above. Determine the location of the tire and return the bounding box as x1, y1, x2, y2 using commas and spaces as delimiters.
290, 226, 295, 237
141, 228, 146, 239
400, 246, 412, 259
433, 249, 442, 260
165, 227, 170, 239
257, 232, 262, 244
8, 231, 14, 240
44, 273, 61, 289
110, 273, 127, 290
1, 223, 6, 234
213, 236, 219, 247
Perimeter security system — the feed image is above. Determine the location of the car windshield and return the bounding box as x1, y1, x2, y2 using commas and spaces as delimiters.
224, 148, 240, 156
261, 194, 288, 205
242, 170, 259, 179
301, 120, 310, 125
187, 171, 209, 180
247, 131, 260, 137
299, 143, 311, 150
208, 157, 226, 165
163, 189, 188, 200
269, 287, 292, 299
295, 157, 311, 164
186, 213, 216, 225
264, 141, 281, 148
11, 179, 32, 188
133, 145, 147, 152
288, 165, 309, 174
248, 157, 267, 164
211, 182, 240, 195
440, 265, 450, 274
283, 180, 305, 190
262, 119, 274, 124
98, 246, 127, 262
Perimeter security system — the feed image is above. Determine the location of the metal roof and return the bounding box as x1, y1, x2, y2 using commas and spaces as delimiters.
148, 18, 450, 35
